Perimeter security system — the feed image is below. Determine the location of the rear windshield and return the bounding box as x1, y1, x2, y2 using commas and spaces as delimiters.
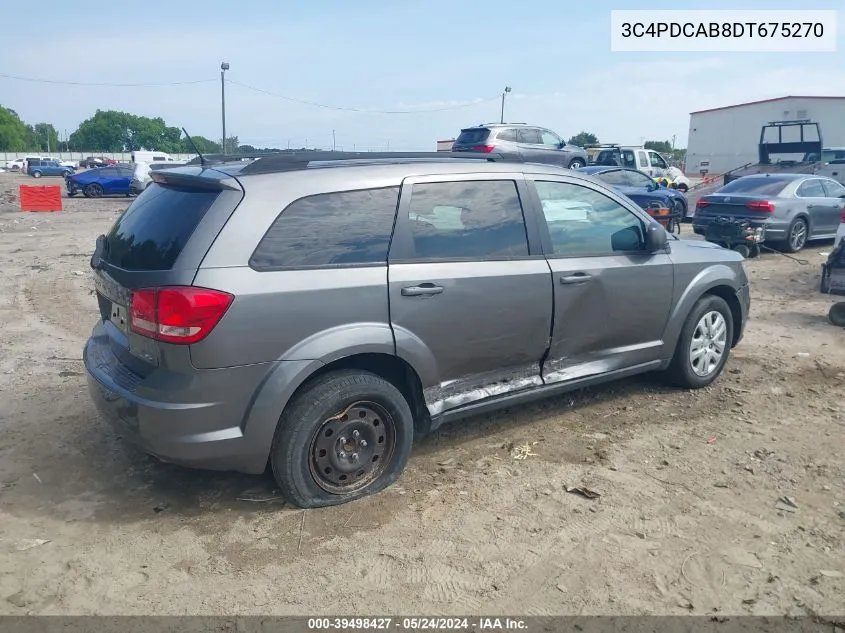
456, 128, 490, 144
718, 177, 790, 196
103, 183, 219, 270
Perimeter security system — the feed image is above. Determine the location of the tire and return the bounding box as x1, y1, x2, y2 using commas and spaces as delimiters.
67, 191, 76, 198
732, 244, 751, 258
83, 183, 103, 198
31, 171, 42, 178
677, 183, 689, 193
783, 216, 809, 253
270, 369, 414, 508
664, 294, 734, 389
568, 158, 585, 169
672, 198, 687, 224
829, 302, 845, 327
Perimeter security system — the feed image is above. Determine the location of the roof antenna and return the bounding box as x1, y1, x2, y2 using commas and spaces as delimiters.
182, 127, 206, 167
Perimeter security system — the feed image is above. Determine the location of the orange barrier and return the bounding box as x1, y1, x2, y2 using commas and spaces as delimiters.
19, 185, 63, 212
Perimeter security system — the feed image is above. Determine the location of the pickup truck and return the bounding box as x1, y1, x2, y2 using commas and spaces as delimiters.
587, 145, 691, 192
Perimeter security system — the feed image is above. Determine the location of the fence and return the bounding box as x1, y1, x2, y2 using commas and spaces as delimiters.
1, 151, 198, 163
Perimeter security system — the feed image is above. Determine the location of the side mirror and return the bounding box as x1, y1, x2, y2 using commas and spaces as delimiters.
645, 222, 668, 252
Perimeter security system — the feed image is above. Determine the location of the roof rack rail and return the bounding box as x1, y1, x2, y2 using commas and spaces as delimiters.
584, 143, 622, 148
231, 151, 523, 175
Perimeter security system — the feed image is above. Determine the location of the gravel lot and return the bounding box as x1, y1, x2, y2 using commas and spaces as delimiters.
0, 171, 843, 616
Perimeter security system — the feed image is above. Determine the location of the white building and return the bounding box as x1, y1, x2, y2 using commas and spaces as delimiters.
685, 96, 845, 175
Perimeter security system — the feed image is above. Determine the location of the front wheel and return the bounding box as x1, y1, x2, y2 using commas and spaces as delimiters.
568, 158, 585, 169
270, 370, 414, 508
31, 171, 42, 178
664, 294, 734, 389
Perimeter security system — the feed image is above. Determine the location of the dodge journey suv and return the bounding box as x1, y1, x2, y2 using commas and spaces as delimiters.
84, 151, 750, 508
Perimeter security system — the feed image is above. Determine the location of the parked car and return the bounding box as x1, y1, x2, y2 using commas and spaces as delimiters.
83, 151, 749, 508
834, 207, 845, 249
23, 156, 46, 174
693, 174, 845, 252
79, 156, 118, 169
4, 158, 25, 172
130, 150, 178, 164
27, 159, 75, 178
66, 165, 134, 197
451, 124, 588, 169
579, 166, 689, 221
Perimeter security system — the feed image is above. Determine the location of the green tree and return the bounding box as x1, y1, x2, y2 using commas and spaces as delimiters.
0, 105, 30, 151
69, 110, 186, 152
568, 131, 599, 147
183, 135, 221, 153
33, 123, 59, 152
644, 140, 673, 153
220, 136, 239, 154
237, 144, 257, 153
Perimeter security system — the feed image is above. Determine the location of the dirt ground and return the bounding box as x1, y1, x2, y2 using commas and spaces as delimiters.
0, 171, 842, 617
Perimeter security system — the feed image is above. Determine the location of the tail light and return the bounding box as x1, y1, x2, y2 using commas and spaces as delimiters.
696, 199, 711, 208
471, 145, 495, 153
746, 200, 775, 212
130, 286, 234, 345
840, 208, 845, 223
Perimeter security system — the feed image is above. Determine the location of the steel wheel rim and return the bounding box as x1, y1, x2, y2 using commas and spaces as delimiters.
790, 220, 807, 250
309, 400, 396, 494
689, 310, 727, 377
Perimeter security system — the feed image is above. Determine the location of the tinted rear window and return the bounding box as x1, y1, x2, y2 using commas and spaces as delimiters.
456, 128, 490, 144
103, 183, 219, 270
718, 177, 791, 196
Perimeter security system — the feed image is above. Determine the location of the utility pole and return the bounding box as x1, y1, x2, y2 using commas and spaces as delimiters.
672, 134, 676, 149
332, 129, 336, 151
220, 61, 230, 154
500, 86, 512, 124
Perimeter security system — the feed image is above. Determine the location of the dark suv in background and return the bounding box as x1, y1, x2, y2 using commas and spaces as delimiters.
451, 124, 588, 169
84, 151, 749, 509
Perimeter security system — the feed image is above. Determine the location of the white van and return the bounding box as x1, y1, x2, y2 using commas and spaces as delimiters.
130, 151, 177, 164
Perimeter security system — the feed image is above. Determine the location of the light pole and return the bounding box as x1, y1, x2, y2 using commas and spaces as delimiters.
500, 86, 512, 124
220, 61, 229, 154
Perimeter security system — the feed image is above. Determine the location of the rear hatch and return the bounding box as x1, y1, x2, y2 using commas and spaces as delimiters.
695, 176, 791, 222
89, 170, 243, 374
451, 127, 493, 153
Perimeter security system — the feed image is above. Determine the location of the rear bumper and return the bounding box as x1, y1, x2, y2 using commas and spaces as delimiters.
83, 321, 277, 474
692, 216, 789, 241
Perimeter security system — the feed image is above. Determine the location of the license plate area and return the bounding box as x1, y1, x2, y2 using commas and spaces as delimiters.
110, 302, 129, 333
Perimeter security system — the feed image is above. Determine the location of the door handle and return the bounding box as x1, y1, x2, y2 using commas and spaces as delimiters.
401, 283, 444, 297
560, 273, 592, 285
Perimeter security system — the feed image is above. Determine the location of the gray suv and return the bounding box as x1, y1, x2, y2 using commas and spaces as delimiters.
452, 124, 588, 169
84, 151, 750, 508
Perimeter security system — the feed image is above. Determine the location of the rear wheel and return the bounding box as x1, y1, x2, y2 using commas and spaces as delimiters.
31, 171, 42, 178
664, 294, 734, 389
732, 244, 751, 258
677, 183, 689, 193
83, 183, 103, 198
568, 158, 585, 169
783, 217, 808, 253
270, 370, 414, 508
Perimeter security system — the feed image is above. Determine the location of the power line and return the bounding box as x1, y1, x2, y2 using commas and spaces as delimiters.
0, 73, 216, 87
227, 80, 500, 114
0, 71, 500, 114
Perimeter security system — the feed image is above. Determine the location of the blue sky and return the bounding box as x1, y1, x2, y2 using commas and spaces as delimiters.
2, 0, 843, 151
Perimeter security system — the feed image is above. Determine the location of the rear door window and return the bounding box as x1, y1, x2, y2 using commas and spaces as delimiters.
495, 128, 518, 142
796, 179, 827, 198
402, 180, 528, 260
518, 128, 542, 144
103, 184, 220, 270
821, 179, 845, 198
250, 187, 399, 269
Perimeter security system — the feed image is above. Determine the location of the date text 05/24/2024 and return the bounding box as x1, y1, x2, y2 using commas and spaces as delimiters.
307, 617, 528, 631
